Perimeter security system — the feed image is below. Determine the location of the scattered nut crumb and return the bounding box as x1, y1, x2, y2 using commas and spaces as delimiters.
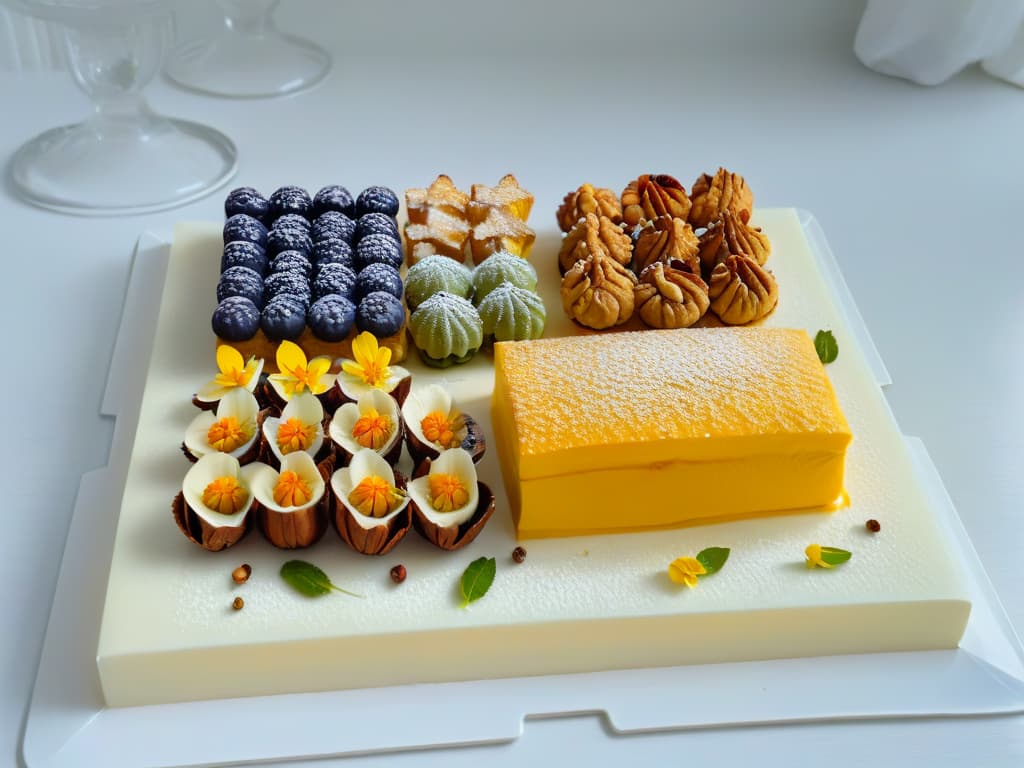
512, 546, 527, 564
232, 596, 244, 611
866, 519, 881, 533
390, 564, 407, 584
232, 564, 252, 584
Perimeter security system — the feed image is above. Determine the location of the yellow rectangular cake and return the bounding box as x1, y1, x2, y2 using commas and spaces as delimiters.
493, 327, 853, 538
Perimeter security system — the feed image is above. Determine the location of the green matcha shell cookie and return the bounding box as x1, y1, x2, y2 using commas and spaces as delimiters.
405, 255, 473, 309
477, 282, 546, 342
408, 291, 483, 367
471, 250, 538, 303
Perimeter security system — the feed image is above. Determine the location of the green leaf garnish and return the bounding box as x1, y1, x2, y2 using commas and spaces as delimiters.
459, 556, 496, 608
814, 330, 838, 364
819, 547, 852, 566
280, 560, 363, 598
695, 546, 730, 576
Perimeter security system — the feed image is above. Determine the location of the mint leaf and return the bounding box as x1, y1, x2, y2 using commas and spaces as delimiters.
459, 556, 496, 608
819, 547, 852, 567
814, 330, 838, 364
695, 547, 730, 576
280, 560, 362, 598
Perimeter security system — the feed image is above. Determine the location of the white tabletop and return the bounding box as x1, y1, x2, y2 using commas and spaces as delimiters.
3, 1, 1024, 766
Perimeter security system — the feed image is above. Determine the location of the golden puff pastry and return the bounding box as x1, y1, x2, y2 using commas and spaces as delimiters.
558, 212, 632, 274
634, 261, 710, 329
688, 167, 754, 228
632, 215, 700, 276
556, 183, 623, 232
561, 254, 637, 330
621, 174, 691, 226
707, 253, 779, 325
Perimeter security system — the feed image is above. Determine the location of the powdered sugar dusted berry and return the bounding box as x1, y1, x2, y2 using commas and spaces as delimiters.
266, 227, 313, 258
355, 262, 403, 301
313, 185, 355, 218
307, 294, 357, 341
271, 250, 313, 278
264, 270, 311, 306
217, 266, 264, 308
356, 186, 399, 217
356, 291, 405, 337
261, 295, 307, 341
272, 213, 312, 234
313, 262, 357, 301
355, 212, 400, 243
225, 187, 269, 221
312, 211, 356, 245
222, 241, 268, 275
223, 214, 268, 247
212, 296, 261, 341
267, 186, 312, 223
312, 237, 354, 271
355, 233, 404, 271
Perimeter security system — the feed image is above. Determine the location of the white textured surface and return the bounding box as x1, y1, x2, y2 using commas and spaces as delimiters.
96, 209, 969, 706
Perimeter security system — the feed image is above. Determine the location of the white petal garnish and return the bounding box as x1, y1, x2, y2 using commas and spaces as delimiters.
184, 389, 259, 459
195, 358, 265, 402
407, 448, 479, 528
182, 453, 254, 528
329, 388, 401, 457
250, 451, 325, 513
331, 448, 409, 529
262, 390, 325, 463
336, 365, 410, 402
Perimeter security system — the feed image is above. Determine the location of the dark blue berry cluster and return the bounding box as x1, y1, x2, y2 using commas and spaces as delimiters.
214, 184, 405, 343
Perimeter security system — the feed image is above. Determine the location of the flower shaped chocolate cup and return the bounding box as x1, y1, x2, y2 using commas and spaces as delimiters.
173, 453, 259, 551
183, 388, 265, 465
330, 449, 412, 555
401, 384, 486, 467
329, 388, 405, 468
408, 449, 496, 551
250, 451, 329, 549
260, 391, 333, 470
193, 345, 264, 411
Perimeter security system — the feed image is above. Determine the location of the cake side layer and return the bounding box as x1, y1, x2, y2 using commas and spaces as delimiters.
98, 596, 970, 707
493, 328, 851, 538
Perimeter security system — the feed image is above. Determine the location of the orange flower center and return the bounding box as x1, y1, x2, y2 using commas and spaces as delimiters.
207, 416, 249, 452
273, 470, 313, 507
429, 473, 470, 512
348, 475, 404, 518
202, 476, 248, 515
421, 411, 463, 449
277, 417, 317, 454
352, 409, 393, 450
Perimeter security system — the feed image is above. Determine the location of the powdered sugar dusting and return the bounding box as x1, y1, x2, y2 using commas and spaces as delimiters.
498, 327, 850, 458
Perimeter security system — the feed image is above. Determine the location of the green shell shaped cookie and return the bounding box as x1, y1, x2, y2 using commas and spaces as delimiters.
471, 250, 538, 304
409, 291, 483, 367
477, 283, 546, 342
405, 255, 473, 310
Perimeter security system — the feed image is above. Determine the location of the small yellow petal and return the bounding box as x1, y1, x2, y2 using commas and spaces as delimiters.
351, 332, 378, 366
241, 358, 260, 387
307, 356, 332, 379
217, 345, 244, 376
341, 360, 364, 379
276, 340, 306, 374
375, 344, 392, 369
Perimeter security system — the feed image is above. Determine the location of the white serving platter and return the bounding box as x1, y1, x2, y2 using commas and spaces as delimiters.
21, 212, 1024, 768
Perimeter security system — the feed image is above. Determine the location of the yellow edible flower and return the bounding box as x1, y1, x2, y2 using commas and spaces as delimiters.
273, 470, 313, 508
277, 417, 317, 454
668, 556, 706, 588
348, 474, 405, 518
199, 345, 261, 399
804, 543, 853, 569
352, 409, 393, 450
341, 332, 392, 388
206, 416, 251, 453
428, 473, 470, 512
421, 411, 464, 449
270, 341, 332, 397
202, 476, 248, 515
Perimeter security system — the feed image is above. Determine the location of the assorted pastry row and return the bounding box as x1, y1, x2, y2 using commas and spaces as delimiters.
174, 336, 495, 555
401, 175, 545, 367
214, 184, 409, 367
556, 169, 777, 330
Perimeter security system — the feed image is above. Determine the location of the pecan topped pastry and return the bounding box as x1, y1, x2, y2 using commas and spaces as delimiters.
632, 215, 700, 275
634, 261, 710, 329
560, 254, 637, 330
689, 167, 754, 228
558, 212, 632, 274
697, 208, 771, 273
556, 183, 622, 232
707, 253, 778, 325
621, 173, 691, 226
